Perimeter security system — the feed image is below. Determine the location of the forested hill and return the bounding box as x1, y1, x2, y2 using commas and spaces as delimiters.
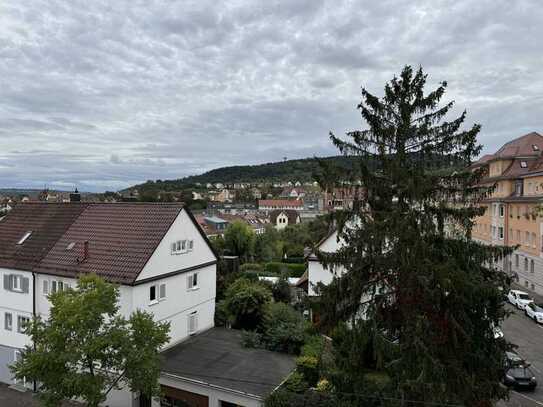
128, 153, 461, 193
128, 156, 359, 192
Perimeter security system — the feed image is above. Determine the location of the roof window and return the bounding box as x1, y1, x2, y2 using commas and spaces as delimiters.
17, 231, 32, 245
66, 242, 76, 250
520, 161, 528, 168
533, 145, 540, 151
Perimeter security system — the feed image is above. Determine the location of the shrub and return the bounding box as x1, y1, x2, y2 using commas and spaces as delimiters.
285, 372, 309, 393
261, 302, 308, 354
272, 276, 292, 303
240, 263, 263, 273
265, 262, 306, 278
223, 278, 272, 330
241, 330, 264, 349
301, 335, 325, 358
296, 355, 319, 385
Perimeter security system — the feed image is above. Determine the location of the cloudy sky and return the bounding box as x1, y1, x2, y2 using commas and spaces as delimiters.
0, 0, 541, 192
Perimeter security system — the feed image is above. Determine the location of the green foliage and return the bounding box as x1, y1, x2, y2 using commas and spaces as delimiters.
223, 278, 272, 330
260, 302, 308, 354
10, 274, 170, 407
300, 335, 325, 359
264, 262, 306, 277
285, 371, 309, 393
271, 275, 292, 303
224, 221, 255, 262
317, 65, 512, 406
239, 263, 263, 273
241, 330, 264, 348
295, 356, 319, 386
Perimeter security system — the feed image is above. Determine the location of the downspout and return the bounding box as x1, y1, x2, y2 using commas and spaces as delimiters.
32, 272, 37, 392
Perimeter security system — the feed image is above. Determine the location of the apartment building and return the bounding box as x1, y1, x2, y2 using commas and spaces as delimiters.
0, 202, 218, 406
472, 132, 543, 293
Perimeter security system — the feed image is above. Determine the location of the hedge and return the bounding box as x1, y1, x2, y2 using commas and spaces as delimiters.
264, 262, 306, 278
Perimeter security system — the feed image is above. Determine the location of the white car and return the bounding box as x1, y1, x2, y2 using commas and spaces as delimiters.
525, 302, 543, 324
508, 290, 534, 310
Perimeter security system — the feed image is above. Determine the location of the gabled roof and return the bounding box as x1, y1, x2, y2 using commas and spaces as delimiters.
0, 203, 215, 285
0, 203, 89, 271
258, 199, 303, 207
269, 209, 300, 224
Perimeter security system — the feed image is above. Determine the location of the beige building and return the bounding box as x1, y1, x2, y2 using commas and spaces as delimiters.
472, 132, 543, 294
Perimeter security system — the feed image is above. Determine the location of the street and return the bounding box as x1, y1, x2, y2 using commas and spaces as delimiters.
501, 304, 543, 407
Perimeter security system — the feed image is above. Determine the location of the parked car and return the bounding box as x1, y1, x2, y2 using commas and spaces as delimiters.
525, 302, 543, 323
503, 351, 537, 390
507, 290, 534, 310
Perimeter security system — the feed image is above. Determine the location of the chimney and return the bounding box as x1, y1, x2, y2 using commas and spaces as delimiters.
70, 188, 81, 202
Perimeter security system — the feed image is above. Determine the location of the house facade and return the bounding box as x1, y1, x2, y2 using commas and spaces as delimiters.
0, 202, 218, 406
258, 199, 303, 213
471, 132, 543, 294
269, 210, 301, 230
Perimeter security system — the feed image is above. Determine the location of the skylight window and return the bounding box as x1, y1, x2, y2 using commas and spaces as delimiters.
533, 145, 540, 151
66, 242, 76, 250
17, 231, 32, 245
520, 161, 528, 168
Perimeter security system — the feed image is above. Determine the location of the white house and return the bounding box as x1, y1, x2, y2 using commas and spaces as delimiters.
306, 230, 345, 296
0, 202, 218, 406
269, 210, 301, 230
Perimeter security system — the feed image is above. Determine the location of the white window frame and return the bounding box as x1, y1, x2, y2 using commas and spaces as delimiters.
498, 227, 504, 240
187, 273, 199, 290
5, 312, 12, 331
188, 311, 198, 335
43, 280, 49, 295
17, 231, 32, 245
11, 275, 22, 292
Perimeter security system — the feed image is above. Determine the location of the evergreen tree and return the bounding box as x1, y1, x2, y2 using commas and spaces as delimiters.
316, 66, 511, 407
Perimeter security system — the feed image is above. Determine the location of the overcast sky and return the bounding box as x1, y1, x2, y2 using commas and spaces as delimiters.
0, 0, 542, 192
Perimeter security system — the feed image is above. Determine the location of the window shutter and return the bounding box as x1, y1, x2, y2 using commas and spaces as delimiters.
171, 242, 176, 253
3, 274, 10, 290
43, 280, 49, 294
193, 273, 198, 287
187, 274, 192, 289
159, 284, 166, 299
22, 277, 29, 293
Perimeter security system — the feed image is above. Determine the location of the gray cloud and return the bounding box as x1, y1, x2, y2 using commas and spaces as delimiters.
0, 0, 542, 191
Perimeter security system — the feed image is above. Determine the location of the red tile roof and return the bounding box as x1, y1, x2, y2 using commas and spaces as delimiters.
494, 132, 543, 159
0, 203, 89, 271
258, 199, 303, 208
0, 203, 214, 285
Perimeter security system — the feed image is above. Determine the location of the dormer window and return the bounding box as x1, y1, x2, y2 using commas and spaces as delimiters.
520, 161, 528, 168
17, 231, 32, 245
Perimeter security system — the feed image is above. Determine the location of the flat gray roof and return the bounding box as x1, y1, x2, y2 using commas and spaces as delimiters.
160, 328, 295, 398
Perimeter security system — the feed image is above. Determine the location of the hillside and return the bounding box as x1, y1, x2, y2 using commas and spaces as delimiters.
129, 156, 359, 192
128, 153, 462, 194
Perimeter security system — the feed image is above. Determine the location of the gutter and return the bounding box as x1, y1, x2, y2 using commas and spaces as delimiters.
161, 371, 263, 401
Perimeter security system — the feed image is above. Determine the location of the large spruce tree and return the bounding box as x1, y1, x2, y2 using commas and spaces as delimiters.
316, 66, 512, 407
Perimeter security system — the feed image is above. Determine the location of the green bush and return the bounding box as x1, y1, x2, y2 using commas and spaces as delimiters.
296, 355, 319, 386
241, 330, 264, 349
261, 302, 308, 354
223, 278, 272, 330
301, 335, 325, 358
240, 263, 263, 272
285, 371, 309, 393
264, 262, 306, 278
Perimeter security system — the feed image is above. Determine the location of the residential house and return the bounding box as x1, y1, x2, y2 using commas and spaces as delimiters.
471, 132, 543, 294
279, 187, 305, 199
258, 199, 303, 213
306, 230, 344, 297
0, 202, 218, 406
269, 210, 301, 230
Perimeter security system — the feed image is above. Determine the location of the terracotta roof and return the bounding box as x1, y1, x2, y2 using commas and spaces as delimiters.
494, 132, 543, 159
0, 202, 214, 285
0, 203, 89, 271
34, 203, 184, 284
258, 199, 303, 208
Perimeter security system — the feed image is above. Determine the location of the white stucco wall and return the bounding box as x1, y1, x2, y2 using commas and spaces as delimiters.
137, 208, 216, 282
0, 268, 34, 349
308, 231, 346, 296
